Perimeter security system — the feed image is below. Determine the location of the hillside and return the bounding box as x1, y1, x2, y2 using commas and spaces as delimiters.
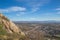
0, 13, 30, 40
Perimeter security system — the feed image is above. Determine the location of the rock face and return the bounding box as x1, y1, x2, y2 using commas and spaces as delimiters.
0, 13, 25, 35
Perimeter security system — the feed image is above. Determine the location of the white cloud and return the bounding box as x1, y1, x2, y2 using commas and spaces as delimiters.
16, 0, 50, 13
30, 18, 36, 20
56, 8, 60, 10
57, 11, 60, 14
56, 8, 60, 14
30, 8, 39, 13
8, 7, 26, 12
0, 6, 26, 13
16, 12, 26, 16
0, 9, 9, 13
28, 0, 50, 13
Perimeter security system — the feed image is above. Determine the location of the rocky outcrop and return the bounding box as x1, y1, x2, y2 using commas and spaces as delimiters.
0, 13, 25, 35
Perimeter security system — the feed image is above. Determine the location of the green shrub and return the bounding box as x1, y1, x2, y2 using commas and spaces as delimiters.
0, 24, 7, 35
2, 16, 9, 21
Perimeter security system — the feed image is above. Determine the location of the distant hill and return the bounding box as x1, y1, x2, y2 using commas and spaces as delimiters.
14, 21, 60, 24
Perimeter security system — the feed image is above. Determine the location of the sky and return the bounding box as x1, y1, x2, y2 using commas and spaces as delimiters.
0, 0, 60, 21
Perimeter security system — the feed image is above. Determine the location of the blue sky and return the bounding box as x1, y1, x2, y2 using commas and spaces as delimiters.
0, 0, 60, 21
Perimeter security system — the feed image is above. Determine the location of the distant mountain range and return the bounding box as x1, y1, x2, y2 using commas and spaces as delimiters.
14, 20, 60, 24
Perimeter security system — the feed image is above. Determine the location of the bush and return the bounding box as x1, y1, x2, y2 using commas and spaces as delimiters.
0, 24, 7, 35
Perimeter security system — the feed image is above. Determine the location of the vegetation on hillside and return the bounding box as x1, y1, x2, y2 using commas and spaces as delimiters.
2, 16, 9, 21
0, 24, 7, 35
0, 24, 29, 40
